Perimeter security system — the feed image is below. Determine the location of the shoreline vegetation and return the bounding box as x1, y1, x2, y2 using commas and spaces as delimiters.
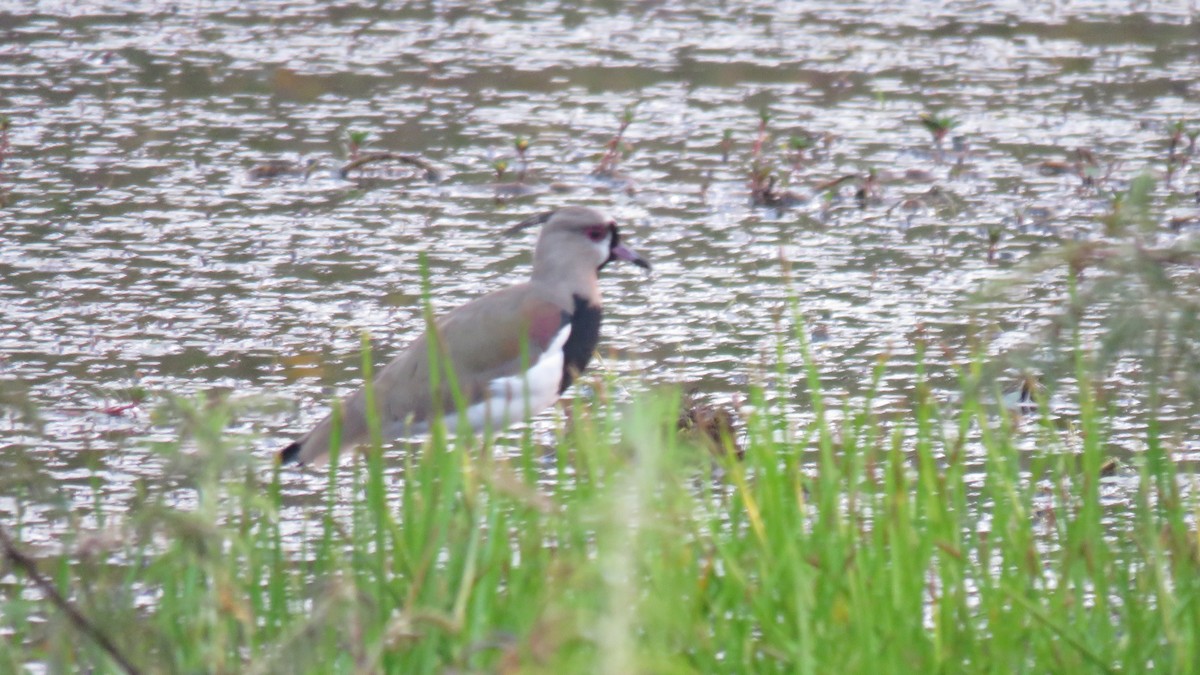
2, 265, 1198, 672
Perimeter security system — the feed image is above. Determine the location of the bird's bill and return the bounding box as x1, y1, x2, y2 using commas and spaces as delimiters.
610, 243, 651, 270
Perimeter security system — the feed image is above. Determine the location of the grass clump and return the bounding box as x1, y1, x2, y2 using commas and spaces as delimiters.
2, 305, 1199, 673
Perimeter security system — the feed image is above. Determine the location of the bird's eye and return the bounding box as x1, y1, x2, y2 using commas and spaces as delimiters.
585, 226, 608, 242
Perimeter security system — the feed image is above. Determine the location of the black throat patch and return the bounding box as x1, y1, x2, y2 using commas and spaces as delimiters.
560, 295, 603, 393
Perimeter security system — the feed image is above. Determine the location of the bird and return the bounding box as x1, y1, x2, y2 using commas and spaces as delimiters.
279, 206, 650, 466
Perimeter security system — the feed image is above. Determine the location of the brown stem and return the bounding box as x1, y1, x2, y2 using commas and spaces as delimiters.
594, 126, 628, 176
0, 525, 141, 674
751, 121, 767, 160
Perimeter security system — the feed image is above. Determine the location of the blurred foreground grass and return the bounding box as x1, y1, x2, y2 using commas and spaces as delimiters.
2, 309, 1198, 674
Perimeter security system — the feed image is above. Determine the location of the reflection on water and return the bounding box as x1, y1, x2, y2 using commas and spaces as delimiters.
2, 1, 1198, 532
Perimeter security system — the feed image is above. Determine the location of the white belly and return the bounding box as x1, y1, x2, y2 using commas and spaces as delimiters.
434, 323, 571, 435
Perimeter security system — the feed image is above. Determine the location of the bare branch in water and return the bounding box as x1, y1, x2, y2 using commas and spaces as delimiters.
338, 152, 442, 182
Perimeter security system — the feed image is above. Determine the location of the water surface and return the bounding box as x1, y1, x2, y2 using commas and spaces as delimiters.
2, 0, 1198, 538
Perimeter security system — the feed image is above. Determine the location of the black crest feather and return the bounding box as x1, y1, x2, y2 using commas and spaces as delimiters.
503, 210, 555, 236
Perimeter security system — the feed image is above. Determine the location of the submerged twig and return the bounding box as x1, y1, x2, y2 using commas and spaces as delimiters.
812, 174, 860, 194
0, 525, 142, 675
338, 152, 442, 182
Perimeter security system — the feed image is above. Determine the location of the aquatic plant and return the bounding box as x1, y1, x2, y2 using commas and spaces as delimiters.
748, 161, 773, 204
986, 223, 1004, 263
1164, 120, 1193, 189
720, 129, 734, 163
1071, 147, 1122, 191
593, 105, 635, 179
850, 168, 881, 208
917, 111, 959, 161
514, 135, 530, 182
492, 158, 509, 182
347, 129, 370, 160
786, 133, 815, 170
751, 107, 771, 158
747, 108, 783, 207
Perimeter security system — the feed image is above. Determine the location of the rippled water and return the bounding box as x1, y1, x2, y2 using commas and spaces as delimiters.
2, 1, 1199, 533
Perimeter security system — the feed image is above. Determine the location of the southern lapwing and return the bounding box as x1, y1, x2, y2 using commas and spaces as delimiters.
279, 206, 650, 466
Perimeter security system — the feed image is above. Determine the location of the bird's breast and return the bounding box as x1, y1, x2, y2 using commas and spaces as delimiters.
559, 295, 603, 393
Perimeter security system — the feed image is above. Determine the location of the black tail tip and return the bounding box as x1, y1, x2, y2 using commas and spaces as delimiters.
279, 440, 303, 465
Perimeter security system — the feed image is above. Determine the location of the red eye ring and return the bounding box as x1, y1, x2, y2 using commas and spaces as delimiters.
585, 225, 608, 242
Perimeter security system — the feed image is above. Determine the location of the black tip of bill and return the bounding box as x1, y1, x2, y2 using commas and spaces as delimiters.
610, 242, 651, 271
